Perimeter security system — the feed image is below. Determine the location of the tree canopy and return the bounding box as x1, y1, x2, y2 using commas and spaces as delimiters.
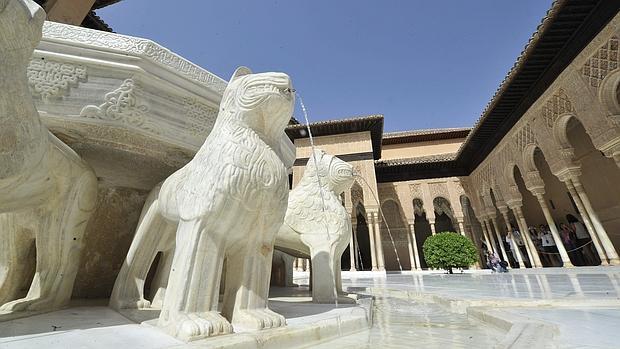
422, 232, 477, 274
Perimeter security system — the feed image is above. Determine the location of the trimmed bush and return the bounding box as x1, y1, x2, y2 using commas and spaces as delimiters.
422, 232, 477, 274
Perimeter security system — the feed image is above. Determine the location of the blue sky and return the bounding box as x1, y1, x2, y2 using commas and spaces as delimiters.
98, 0, 553, 132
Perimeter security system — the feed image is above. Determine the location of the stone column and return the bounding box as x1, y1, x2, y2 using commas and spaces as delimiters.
367, 212, 378, 271
490, 215, 510, 263
563, 179, 609, 265
349, 223, 357, 272
294, 258, 299, 272
533, 192, 573, 267
372, 211, 386, 271
429, 219, 437, 235
482, 219, 496, 254
511, 205, 543, 268
572, 177, 620, 265
499, 208, 524, 269
405, 224, 416, 270
457, 218, 466, 236
409, 221, 422, 270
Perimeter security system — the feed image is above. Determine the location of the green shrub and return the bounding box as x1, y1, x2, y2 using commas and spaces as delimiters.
422, 232, 477, 274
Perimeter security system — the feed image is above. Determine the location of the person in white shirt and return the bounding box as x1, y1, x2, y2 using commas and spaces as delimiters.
540, 224, 560, 267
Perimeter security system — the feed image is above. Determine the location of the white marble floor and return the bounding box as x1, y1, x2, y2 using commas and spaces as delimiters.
298, 267, 620, 348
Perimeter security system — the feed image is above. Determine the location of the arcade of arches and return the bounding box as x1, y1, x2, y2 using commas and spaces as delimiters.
286, 11, 620, 272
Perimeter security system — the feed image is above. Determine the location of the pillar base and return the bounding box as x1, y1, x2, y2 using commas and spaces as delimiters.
349, 268, 357, 272
563, 262, 575, 268
371, 267, 378, 272
608, 258, 620, 266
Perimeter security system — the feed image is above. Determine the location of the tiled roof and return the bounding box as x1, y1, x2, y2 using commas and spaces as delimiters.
383, 127, 470, 139
382, 127, 470, 144
455, 0, 620, 172
375, 153, 457, 167
286, 115, 384, 159
377, 0, 620, 181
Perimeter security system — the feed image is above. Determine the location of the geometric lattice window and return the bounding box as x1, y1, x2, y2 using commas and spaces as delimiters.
582, 36, 619, 88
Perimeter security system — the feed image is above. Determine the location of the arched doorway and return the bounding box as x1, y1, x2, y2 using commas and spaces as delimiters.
354, 203, 372, 271
433, 197, 456, 233
513, 165, 560, 267
380, 200, 411, 271
563, 116, 620, 253
413, 198, 432, 269
532, 147, 588, 266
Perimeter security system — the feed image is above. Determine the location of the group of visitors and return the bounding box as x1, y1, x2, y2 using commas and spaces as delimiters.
484, 250, 508, 273
483, 214, 598, 271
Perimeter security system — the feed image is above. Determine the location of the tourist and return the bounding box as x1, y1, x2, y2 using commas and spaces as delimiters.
512, 226, 529, 267
559, 222, 584, 266
567, 214, 598, 266
505, 232, 517, 267
540, 224, 560, 267
489, 251, 507, 273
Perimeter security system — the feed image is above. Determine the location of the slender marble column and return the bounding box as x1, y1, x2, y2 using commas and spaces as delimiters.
409, 222, 422, 270
405, 225, 416, 270
349, 226, 357, 271
429, 220, 437, 235
490, 216, 510, 263
512, 205, 543, 268
500, 209, 524, 269
367, 212, 378, 271
572, 178, 620, 265
482, 220, 496, 254
457, 219, 466, 236
372, 212, 386, 271
534, 193, 573, 267
564, 180, 609, 265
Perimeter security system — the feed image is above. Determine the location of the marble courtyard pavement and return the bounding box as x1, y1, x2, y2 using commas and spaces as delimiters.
303, 267, 620, 348
1, 267, 618, 348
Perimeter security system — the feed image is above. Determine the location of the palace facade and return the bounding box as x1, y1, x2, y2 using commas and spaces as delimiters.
288, 2, 620, 271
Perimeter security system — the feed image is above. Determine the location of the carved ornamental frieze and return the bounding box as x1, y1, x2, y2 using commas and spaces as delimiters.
514, 123, 536, 151
183, 97, 217, 137
540, 88, 575, 129
27, 58, 87, 102
80, 79, 159, 135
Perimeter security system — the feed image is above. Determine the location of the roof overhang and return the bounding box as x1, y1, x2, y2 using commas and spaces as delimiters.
377, 0, 620, 182
286, 114, 384, 160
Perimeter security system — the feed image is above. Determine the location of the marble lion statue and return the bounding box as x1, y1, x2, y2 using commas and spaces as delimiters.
110, 67, 295, 341
0, 0, 98, 318
275, 149, 355, 303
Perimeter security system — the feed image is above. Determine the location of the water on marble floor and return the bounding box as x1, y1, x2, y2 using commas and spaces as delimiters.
304, 295, 503, 348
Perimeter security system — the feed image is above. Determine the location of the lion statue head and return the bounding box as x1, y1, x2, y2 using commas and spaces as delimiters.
218, 67, 295, 145
0, 0, 46, 63
302, 149, 355, 195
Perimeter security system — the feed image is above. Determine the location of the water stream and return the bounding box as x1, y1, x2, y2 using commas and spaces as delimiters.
296, 92, 338, 306
355, 175, 404, 272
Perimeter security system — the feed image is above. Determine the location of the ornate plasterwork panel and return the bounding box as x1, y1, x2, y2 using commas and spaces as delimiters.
409, 183, 423, 200
581, 36, 619, 88
428, 182, 449, 200
183, 97, 217, 137
540, 88, 575, 129
80, 79, 159, 134
41, 21, 227, 94
514, 123, 536, 151
27, 58, 86, 102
